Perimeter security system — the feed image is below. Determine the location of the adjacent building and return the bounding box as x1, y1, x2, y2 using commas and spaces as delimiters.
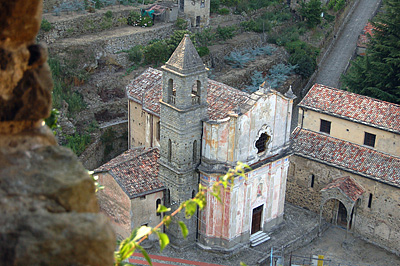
287, 84, 400, 255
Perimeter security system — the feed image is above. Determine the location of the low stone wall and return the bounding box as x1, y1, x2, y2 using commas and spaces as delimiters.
39, 6, 139, 43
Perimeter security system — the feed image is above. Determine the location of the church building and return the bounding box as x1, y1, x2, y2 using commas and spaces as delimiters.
97, 35, 296, 251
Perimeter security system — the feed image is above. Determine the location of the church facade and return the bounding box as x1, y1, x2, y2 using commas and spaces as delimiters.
106, 35, 295, 251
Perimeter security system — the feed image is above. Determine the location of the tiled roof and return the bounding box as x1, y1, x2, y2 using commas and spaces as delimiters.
357, 22, 375, 48
321, 176, 365, 202
126, 68, 250, 120
94, 148, 163, 198
299, 84, 400, 134
292, 128, 400, 188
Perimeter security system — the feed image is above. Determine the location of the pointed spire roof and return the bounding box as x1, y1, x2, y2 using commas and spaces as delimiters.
164, 34, 206, 75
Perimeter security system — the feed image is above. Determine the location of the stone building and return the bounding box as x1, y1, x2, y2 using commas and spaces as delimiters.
120, 35, 296, 251
287, 84, 400, 256
94, 147, 164, 240
179, 0, 210, 27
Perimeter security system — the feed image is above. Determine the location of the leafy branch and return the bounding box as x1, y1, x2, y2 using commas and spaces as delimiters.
114, 162, 250, 266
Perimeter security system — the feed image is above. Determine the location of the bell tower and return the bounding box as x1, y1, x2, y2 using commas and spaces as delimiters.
158, 34, 208, 247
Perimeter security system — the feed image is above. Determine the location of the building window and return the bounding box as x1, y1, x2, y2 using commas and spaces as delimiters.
201, 0, 205, 7
255, 133, 270, 154
168, 139, 172, 162
156, 199, 162, 216
320, 119, 331, 134
168, 79, 176, 104
368, 193, 373, 208
156, 121, 160, 141
193, 140, 197, 163
191, 81, 200, 105
310, 174, 315, 188
364, 132, 376, 147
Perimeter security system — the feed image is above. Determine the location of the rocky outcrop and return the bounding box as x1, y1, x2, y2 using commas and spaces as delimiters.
0, 0, 116, 264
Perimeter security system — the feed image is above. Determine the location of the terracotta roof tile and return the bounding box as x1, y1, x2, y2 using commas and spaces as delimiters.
357, 22, 375, 48
321, 176, 365, 202
299, 84, 400, 134
94, 148, 163, 198
126, 68, 250, 120
292, 128, 400, 188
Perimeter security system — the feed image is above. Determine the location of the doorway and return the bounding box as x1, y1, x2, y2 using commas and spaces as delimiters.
251, 205, 263, 234
179, 0, 184, 11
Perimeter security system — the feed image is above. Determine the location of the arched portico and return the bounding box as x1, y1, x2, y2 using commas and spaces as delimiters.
318, 176, 365, 236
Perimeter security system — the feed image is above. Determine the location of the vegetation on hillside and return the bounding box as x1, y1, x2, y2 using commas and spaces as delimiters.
341, 0, 400, 104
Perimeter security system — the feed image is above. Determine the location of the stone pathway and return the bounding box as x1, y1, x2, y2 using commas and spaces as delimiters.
142, 203, 324, 266
314, 0, 381, 88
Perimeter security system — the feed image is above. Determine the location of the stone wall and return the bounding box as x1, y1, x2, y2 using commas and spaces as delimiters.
38, 6, 139, 43
287, 155, 400, 256
0, 0, 116, 264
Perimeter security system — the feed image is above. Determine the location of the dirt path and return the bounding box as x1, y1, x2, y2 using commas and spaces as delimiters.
315, 0, 381, 88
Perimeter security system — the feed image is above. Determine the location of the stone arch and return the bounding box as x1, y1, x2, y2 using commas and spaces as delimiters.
168, 79, 176, 104
191, 80, 201, 104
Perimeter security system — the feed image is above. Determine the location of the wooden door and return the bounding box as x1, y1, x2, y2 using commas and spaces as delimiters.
251, 205, 263, 234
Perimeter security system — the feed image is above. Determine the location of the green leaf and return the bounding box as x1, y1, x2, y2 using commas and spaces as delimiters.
178, 221, 188, 239
240, 262, 248, 266
163, 216, 172, 227
184, 200, 197, 218
157, 204, 171, 213
193, 198, 205, 210
137, 245, 153, 266
158, 232, 170, 251
133, 226, 152, 242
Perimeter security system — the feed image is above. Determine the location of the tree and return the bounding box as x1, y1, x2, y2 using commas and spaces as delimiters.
341, 0, 400, 104
299, 0, 323, 28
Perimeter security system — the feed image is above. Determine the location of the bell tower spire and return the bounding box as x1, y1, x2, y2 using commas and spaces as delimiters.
158, 35, 208, 247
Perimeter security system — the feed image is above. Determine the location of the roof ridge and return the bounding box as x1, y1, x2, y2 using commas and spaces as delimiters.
296, 128, 400, 159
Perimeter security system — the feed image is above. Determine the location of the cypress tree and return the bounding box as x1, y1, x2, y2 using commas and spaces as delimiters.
341, 0, 400, 104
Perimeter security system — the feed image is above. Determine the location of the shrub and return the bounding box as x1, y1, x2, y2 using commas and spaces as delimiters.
265, 63, 297, 89
218, 8, 230, 15
216, 25, 236, 41
210, 0, 220, 13
41, 19, 53, 32
127, 45, 143, 63
65, 133, 91, 156
194, 28, 215, 47
175, 18, 188, 30
334, 0, 345, 12
196, 46, 210, 57
225, 45, 276, 68
241, 19, 271, 33
127, 11, 141, 26
286, 40, 319, 78
105, 10, 113, 18
144, 40, 170, 65
299, 0, 323, 28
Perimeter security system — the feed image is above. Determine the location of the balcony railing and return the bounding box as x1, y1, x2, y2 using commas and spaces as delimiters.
191, 95, 200, 105
169, 95, 176, 105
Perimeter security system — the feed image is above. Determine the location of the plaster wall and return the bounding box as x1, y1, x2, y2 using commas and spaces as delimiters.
202, 92, 293, 166
199, 156, 289, 249
287, 155, 400, 255
128, 100, 160, 149
130, 191, 164, 241
97, 172, 131, 239
300, 109, 400, 156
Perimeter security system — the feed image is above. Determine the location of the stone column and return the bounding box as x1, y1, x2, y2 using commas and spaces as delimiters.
0, 1, 115, 264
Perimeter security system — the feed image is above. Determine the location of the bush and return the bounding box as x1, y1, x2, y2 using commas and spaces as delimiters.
194, 28, 215, 47
144, 40, 170, 65
196, 46, 210, 57
299, 0, 323, 28
175, 18, 188, 30
241, 19, 271, 33
218, 8, 230, 15
127, 45, 143, 63
127, 11, 141, 26
265, 63, 297, 89
105, 10, 113, 18
65, 133, 91, 156
285, 40, 319, 78
216, 25, 236, 41
225, 45, 276, 68
210, 0, 220, 13
41, 19, 53, 32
